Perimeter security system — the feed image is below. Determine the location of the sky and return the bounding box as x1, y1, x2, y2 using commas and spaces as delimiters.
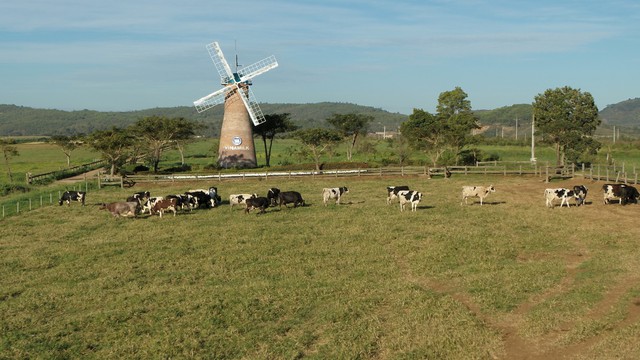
1, 0, 639, 115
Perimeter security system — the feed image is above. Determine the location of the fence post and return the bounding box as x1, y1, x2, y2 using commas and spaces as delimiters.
545, 166, 549, 183
29, 199, 32, 211
16, 202, 20, 214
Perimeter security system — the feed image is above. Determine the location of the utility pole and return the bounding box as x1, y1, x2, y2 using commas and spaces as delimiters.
530, 115, 536, 163
515, 116, 518, 140
613, 126, 616, 143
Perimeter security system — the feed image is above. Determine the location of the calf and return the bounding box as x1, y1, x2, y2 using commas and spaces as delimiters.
99, 201, 138, 218
141, 196, 164, 214
603, 184, 640, 205
278, 191, 305, 208
461, 185, 495, 205
386, 185, 410, 205
59, 190, 86, 206
573, 185, 588, 206
267, 188, 280, 206
322, 187, 349, 206
245, 197, 270, 214
544, 188, 578, 208
398, 190, 422, 212
151, 198, 178, 217
229, 193, 258, 209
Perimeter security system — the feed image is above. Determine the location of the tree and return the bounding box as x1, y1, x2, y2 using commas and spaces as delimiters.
401, 87, 479, 166
326, 113, 373, 161
49, 135, 82, 167
129, 116, 202, 172
533, 86, 600, 166
87, 127, 136, 177
1, 138, 19, 183
253, 113, 298, 167
294, 128, 342, 171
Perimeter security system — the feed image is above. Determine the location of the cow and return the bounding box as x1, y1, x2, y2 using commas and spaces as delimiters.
267, 188, 281, 206
99, 201, 138, 218
322, 187, 349, 206
398, 190, 422, 212
245, 197, 270, 214
278, 191, 305, 208
126, 191, 150, 206
166, 194, 196, 211
187, 188, 220, 208
602, 184, 640, 205
141, 196, 164, 214
59, 190, 86, 206
573, 185, 588, 206
151, 198, 178, 217
386, 185, 410, 205
208, 187, 222, 207
461, 185, 495, 205
229, 193, 258, 209
544, 188, 579, 208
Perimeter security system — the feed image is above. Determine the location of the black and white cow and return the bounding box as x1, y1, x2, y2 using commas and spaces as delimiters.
126, 191, 150, 206
186, 189, 214, 208
573, 185, 588, 206
461, 185, 495, 206
267, 188, 281, 206
544, 188, 578, 208
322, 187, 349, 206
245, 197, 270, 214
278, 191, 305, 208
59, 190, 86, 206
141, 196, 164, 214
397, 190, 422, 212
602, 184, 640, 205
386, 185, 410, 205
208, 187, 222, 207
229, 193, 258, 209
166, 194, 196, 211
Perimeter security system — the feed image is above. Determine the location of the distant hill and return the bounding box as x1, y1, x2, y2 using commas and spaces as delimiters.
599, 98, 640, 127
474, 104, 533, 126
0, 103, 407, 137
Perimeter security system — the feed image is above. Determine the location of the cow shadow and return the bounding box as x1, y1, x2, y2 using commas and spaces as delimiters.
465, 201, 506, 206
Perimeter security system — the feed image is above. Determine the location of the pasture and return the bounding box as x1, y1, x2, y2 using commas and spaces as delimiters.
2, 174, 640, 359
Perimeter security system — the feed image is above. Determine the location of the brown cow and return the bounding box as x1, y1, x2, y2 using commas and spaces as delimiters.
151, 198, 177, 217
99, 202, 138, 218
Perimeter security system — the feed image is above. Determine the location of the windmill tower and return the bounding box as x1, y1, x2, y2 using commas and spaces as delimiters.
194, 42, 278, 168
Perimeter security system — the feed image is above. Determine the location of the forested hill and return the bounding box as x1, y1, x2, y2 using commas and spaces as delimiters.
0, 103, 407, 137
599, 98, 640, 127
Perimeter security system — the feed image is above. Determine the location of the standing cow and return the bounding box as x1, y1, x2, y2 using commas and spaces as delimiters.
461, 185, 496, 205
99, 202, 138, 218
245, 197, 270, 214
59, 190, 86, 206
544, 188, 578, 208
229, 193, 258, 209
386, 185, 410, 205
278, 191, 305, 208
398, 190, 422, 212
602, 184, 640, 205
322, 187, 349, 206
267, 188, 281, 206
573, 185, 588, 206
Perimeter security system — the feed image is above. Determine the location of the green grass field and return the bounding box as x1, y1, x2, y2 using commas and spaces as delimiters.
2, 174, 640, 358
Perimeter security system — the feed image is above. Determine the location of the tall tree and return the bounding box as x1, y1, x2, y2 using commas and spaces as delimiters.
326, 113, 373, 161
294, 128, 342, 171
253, 113, 298, 167
1, 138, 19, 183
87, 127, 135, 177
533, 86, 600, 166
129, 116, 201, 172
49, 135, 82, 167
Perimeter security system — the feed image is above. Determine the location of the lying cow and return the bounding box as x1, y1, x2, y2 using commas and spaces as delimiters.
461, 185, 495, 205
151, 198, 177, 217
322, 187, 349, 206
99, 201, 138, 218
267, 188, 281, 206
229, 193, 258, 209
386, 185, 410, 205
59, 190, 86, 206
603, 183, 640, 205
398, 190, 422, 212
544, 188, 579, 208
245, 197, 270, 214
278, 191, 305, 208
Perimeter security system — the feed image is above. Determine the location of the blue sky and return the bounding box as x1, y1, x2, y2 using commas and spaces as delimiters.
1, 0, 638, 115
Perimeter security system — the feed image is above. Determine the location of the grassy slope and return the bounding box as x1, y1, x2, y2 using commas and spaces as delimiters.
2, 175, 640, 359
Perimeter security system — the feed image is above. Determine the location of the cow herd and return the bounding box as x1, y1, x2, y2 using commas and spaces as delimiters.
57, 180, 640, 218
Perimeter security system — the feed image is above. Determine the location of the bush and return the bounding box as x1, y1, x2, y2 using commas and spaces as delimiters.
0, 184, 30, 196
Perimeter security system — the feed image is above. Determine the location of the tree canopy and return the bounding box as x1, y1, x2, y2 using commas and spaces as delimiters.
294, 128, 342, 171
326, 113, 373, 161
253, 113, 298, 167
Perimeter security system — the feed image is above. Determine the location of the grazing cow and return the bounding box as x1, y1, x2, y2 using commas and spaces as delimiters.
573, 185, 588, 206
322, 187, 349, 206
59, 190, 86, 206
544, 188, 578, 208
398, 190, 422, 212
245, 197, 270, 214
267, 188, 281, 206
278, 191, 305, 208
99, 201, 138, 218
602, 184, 640, 205
386, 185, 410, 205
151, 198, 178, 217
229, 193, 258, 209
461, 185, 496, 205
141, 196, 164, 214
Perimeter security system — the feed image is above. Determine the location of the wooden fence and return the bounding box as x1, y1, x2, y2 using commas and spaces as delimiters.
26, 160, 105, 184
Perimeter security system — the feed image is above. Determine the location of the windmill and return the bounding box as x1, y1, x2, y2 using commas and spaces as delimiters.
194, 41, 278, 168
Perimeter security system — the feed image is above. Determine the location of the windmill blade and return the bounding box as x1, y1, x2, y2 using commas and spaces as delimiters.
193, 86, 231, 113
206, 42, 234, 84
236, 86, 267, 126
237, 55, 278, 82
